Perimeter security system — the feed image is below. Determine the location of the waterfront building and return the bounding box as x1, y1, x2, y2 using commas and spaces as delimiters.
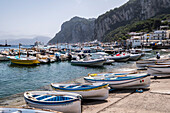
166, 30, 170, 39
153, 30, 166, 40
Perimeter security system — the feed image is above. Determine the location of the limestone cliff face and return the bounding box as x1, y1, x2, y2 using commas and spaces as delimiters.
48, 17, 95, 43
94, 0, 170, 41
49, 0, 170, 43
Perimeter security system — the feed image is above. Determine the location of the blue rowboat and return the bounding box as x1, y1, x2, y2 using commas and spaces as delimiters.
51, 83, 109, 100
84, 73, 150, 89
24, 91, 81, 113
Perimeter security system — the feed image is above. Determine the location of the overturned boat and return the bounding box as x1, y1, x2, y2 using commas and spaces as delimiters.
51, 83, 109, 100
24, 91, 81, 113
84, 73, 150, 89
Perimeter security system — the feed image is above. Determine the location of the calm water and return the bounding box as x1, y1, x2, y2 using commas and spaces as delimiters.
0, 50, 168, 98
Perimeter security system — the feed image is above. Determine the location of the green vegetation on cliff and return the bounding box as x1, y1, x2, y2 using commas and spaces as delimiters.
103, 14, 170, 42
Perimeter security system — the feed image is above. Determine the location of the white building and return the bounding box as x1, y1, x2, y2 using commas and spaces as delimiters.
153, 30, 166, 40
130, 36, 142, 47
143, 33, 153, 40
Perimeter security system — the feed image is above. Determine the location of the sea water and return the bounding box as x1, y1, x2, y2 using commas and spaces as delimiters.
0, 49, 168, 98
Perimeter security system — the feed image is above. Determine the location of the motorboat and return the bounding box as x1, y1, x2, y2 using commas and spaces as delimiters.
51, 83, 109, 100
109, 53, 130, 62
84, 73, 150, 89
71, 55, 106, 66
129, 54, 141, 61
91, 52, 114, 65
24, 91, 81, 113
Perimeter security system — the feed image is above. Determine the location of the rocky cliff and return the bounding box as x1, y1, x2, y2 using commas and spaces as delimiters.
95, 0, 170, 41
48, 17, 95, 43
49, 0, 170, 43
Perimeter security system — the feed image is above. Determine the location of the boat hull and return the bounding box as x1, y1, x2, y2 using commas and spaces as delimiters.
71, 59, 106, 66
147, 65, 170, 76
24, 91, 81, 113
111, 55, 130, 62
0, 55, 9, 61
84, 74, 150, 89
51, 83, 109, 100
129, 54, 141, 61
8, 57, 40, 65
0, 108, 55, 113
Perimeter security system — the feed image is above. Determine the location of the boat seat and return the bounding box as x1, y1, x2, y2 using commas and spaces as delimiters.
34, 95, 52, 100
45, 96, 73, 101
40, 96, 56, 101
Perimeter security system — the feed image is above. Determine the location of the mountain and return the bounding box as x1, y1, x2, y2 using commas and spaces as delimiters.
94, 0, 170, 41
0, 36, 51, 45
48, 16, 95, 43
49, 0, 170, 43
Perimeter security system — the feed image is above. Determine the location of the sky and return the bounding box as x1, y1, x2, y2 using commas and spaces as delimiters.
0, 0, 128, 40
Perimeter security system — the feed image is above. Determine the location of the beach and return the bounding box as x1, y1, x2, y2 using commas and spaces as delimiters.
1, 74, 170, 113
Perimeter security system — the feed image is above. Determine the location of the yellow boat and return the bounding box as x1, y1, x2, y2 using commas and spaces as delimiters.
8, 56, 40, 65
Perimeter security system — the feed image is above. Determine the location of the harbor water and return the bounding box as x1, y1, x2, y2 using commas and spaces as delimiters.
0, 49, 168, 99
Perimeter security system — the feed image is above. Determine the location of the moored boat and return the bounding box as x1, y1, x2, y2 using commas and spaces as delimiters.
110, 54, 130, 62
51, 83, 109, 100
24, 91, 82, 113
7, 56, 40, 65
0, 54, 9, 61
71, 55, 106, 66
84, 73, 150, 89
129, 54, 141, 61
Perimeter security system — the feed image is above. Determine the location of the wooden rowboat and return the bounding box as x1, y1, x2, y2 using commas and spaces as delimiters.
24, 91, 82, 113
84, 73, 150, 89
51, 83, 109, 100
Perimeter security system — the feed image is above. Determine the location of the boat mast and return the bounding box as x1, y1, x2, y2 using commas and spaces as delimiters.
19, 43, 21, 58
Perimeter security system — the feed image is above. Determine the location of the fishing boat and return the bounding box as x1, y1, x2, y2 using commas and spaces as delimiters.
51, 83, 109, 100
7, 56, 40, 65
84, 73, 150, 89
129, 54, 141, 61
24, 91, 82, 113
71, 55, 106, 66
0, 107, 58, 113
147, 65, 170, 76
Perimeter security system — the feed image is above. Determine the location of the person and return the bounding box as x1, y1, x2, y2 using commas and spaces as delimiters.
156, 52, 160, 59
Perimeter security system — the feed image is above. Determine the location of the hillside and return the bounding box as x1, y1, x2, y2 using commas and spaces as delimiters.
49, 0, 170, 43
95, 0, 170, 41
